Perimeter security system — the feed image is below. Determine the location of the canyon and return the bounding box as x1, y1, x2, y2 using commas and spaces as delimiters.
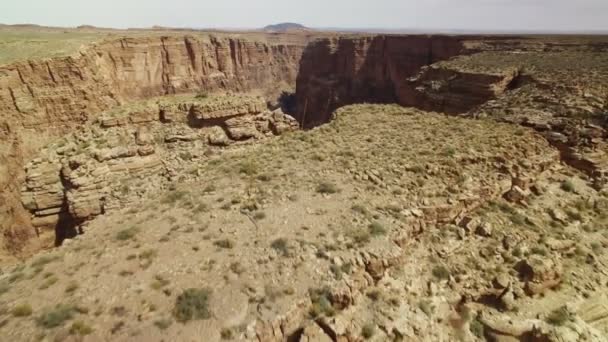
0, 26, 607, 342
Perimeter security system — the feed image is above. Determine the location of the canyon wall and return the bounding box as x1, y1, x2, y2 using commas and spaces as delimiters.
0, 34, 306, 256
294, 35, 469, 126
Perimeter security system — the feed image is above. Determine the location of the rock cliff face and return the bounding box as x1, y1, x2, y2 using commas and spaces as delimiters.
0, 35, 305, 255
294, 35, 467, 126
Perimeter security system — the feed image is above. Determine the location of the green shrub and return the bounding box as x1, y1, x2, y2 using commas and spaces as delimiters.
37, 304, 78, 328
173, 288, 212, 322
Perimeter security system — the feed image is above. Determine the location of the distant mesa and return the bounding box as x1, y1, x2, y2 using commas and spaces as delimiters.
263, 23, 310, 32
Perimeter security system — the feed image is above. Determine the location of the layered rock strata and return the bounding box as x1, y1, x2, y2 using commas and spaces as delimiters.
19, 94, 298, 243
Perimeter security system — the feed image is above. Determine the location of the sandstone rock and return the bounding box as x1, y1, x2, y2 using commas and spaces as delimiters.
516, 256, 562, 295
299, 323, 333, 342
504, 186, 528, 203
475, 222, 493, 237
208, 127, 231, 146
135, 127, 154, 145
208, 286, 248, 328
225, 117, 259, 140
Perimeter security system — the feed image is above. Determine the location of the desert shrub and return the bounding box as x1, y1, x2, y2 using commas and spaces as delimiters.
173, 288, 212, 322
257, 173, 272, 182
69, 321, 93, 335
37, 304, 79, 328
12, 304, 33, 317
469, 317, 485, 338
194, 92, 208, 99
214, 239, 235, 249
361, 323, 375, 339
115, 227, 139, 241
238, 161, 258, 175
561, 180, 575, 193
253, 211, 266, 220
432, 265, 450, 280
0, 282, 9, 296
65, 282, 79, 294
309, 287, 335, 318
351, 204, 369, 216
546, 306, 572, 326
154, 318, 173, 330
271, 238, 289, 256
368, 221, 386, 236
151, 274, 170, 290
31, 255, 61, 269
348, 229, 371, 245
316, 182, 339, 194
221, 327, 234, 339
161, 190, 188, 204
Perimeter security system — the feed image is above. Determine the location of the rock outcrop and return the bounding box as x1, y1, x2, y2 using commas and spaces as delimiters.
19, 94, 298, 242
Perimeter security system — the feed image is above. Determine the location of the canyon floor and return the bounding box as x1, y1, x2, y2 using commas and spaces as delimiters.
0, 26, 608, 342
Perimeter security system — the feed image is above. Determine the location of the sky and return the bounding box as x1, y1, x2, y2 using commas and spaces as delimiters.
2, 0, 608, 32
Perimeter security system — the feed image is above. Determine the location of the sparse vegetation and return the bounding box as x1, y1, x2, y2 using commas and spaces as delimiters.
173, 288, 212, 322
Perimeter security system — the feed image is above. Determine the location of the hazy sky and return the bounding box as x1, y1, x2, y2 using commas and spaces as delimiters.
2, 0, 607, 32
